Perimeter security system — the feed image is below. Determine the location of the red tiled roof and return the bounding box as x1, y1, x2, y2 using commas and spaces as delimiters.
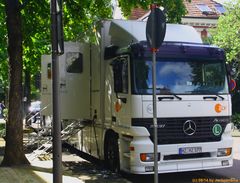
128, 0, 222, 20
184, 0, 222, 18
128, 7, 148, 20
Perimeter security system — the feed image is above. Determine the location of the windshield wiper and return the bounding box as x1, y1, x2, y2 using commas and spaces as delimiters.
216, 95, 225, 100
172, 94, 182, 100
203, 95, 225, 101
158, 94, 182, 101
158, 96, 174, 101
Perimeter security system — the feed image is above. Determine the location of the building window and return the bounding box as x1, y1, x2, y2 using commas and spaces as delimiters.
196, 4, 214, 14
215, 4, 226, 14
66, 52, 83, 73
201, 29, 208, 39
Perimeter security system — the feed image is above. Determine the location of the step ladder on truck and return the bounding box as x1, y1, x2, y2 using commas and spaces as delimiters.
27, 119, 93, 161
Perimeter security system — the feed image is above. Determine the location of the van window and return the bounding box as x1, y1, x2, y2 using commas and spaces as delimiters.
112, 57, 128, 94
122, 59, 128, 93
66, 52, 83, 73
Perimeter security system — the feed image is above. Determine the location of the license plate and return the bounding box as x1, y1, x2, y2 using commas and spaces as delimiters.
179, 147, 202, 154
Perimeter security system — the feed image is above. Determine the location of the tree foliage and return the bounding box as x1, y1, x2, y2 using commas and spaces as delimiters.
211, 0, 240, 114
211, 0, 240, 72
0, 0, 188, 166
0, 3, 8, 91
0, 0, 113, 166
118, 0, 189, 23
0, 0, 189, 93
21, 1, 51, 73
64, 0, 112, 42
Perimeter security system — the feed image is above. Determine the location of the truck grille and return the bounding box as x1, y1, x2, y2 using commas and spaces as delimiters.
132, 117, 230, 145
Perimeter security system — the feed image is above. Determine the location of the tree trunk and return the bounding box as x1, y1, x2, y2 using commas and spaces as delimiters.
1, 0, 29, 166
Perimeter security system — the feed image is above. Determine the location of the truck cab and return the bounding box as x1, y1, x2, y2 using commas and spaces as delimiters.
103, 21, 233, 173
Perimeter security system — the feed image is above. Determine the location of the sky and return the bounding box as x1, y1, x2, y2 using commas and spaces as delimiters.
215, 0, 233, 4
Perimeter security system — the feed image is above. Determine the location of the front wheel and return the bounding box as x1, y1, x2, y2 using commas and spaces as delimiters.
105, 134, 120, 173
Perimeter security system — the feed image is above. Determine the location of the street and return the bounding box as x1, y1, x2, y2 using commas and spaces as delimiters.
62, 136, 240, 183
0, 136, 239, 183
124, 136, 240, 183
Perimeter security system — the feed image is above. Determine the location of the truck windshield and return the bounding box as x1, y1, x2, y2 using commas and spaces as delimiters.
132, 58, 228, 95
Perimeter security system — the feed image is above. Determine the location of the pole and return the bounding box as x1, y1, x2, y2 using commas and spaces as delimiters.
51, 0, 62, 182
146, 4, 166, 182
152, 50, 158, 183
150, 5, 158, 183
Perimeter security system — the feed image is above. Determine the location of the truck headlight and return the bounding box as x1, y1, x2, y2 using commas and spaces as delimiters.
217, 148, 232, 157
140, 153, 160, 162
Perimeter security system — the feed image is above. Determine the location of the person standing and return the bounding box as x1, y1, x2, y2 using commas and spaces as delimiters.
0, 101, 5, 118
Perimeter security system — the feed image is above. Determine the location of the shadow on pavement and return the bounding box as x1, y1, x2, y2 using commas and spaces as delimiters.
122, 170, 230, 183
26, 165, 53, 174
63, 160, 129, 182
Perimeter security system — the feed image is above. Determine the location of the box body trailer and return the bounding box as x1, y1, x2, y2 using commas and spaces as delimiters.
41, 20, 233, 174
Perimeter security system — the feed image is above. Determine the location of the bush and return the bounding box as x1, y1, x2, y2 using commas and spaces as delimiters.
0, 108, 7, 137
232, 113, 240, 129
0, 123, 5, 137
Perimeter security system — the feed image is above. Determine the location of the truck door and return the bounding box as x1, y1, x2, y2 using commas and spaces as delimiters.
111, 56, 131, 127
41, 55, 52, 118
60, 45, 90, 121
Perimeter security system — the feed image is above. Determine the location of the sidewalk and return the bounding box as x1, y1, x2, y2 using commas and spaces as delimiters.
0, 138, 130, 183
0, 138, 83, 183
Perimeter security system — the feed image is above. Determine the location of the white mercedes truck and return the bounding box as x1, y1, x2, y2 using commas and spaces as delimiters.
41, 20, 233, 174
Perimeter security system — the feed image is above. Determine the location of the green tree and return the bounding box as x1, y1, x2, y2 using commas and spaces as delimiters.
2, 0, 29, 165
211, 0, 240, 114
0, 3, 8, 101
1, 0, 189, 104
118, 0, 189, 23
64, 0, 112, 41
0, 0, 188, 166
211, 0, 240, 71
0, 0, 113, 166
21, 1, 51, 114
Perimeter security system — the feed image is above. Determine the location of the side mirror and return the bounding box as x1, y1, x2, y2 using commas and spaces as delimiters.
229, 79, 237, 92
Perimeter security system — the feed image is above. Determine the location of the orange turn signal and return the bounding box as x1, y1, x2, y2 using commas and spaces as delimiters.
140, 153, 147, 161
226, 148, 232, 156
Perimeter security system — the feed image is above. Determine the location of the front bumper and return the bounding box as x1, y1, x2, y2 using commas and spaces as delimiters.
126, 127, 233, 174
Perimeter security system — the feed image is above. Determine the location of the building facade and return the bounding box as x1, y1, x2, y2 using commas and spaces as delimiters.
115, 0, 226, 40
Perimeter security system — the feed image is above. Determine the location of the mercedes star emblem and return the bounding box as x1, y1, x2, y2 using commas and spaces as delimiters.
183, 120, 197, 136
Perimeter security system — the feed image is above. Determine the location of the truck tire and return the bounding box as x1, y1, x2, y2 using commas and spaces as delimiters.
105, 134, 120, 173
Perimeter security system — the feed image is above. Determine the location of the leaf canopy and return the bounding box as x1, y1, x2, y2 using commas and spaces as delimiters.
211, 0, 240, 73
0, 0, 188, 91
118, 0, 188, 23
